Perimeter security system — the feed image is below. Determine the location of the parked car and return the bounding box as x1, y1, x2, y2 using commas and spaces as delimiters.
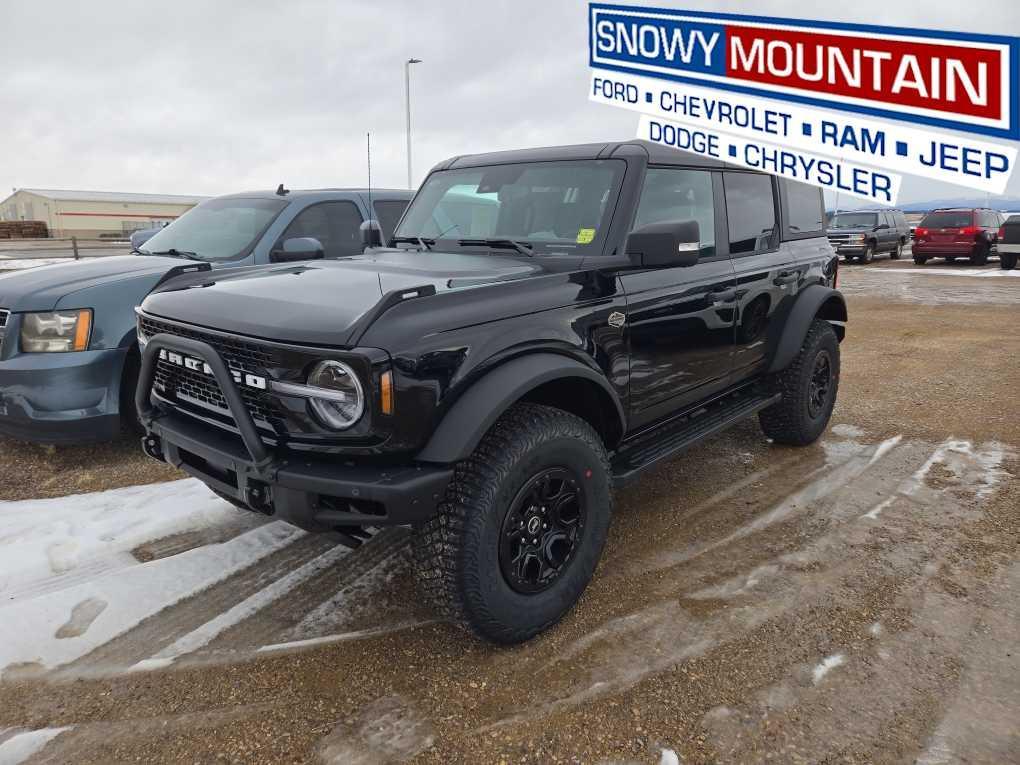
129, 225, 167, 250
0, 188, 412, 444
134, 140, 846, 643
997, 215, 1020, 270
912, 208, 1004, 265
826, 208, 910, 263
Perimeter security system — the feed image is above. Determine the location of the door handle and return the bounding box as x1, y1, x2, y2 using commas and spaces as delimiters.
710, 288, 737, 304
773, 271, 799, 286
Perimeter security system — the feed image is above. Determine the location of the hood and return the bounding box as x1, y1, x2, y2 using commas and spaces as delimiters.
141, 249, 548, 347
826, 226, 872, 235
0, 254, 189, 312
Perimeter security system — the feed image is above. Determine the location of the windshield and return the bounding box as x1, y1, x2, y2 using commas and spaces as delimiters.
140, 197, 288, 261
920, 211, 974, 229
394, 159, 625, 252
829, 213, 877, 229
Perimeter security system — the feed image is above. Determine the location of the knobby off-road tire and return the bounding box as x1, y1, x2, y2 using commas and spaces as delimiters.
759, 319, 840, 446
412, 402, 612, 644
1000, 253, 1017, 270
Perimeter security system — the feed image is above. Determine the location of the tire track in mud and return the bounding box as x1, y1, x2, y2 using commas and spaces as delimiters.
192, 527, 414, 656
480, 436, 1015, 739
57, 531, 339, 678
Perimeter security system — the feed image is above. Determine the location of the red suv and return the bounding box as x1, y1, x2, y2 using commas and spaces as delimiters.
913, 208, 1004, 265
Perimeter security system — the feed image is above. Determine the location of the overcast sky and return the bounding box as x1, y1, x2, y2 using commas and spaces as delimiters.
2, 0, 1018, 206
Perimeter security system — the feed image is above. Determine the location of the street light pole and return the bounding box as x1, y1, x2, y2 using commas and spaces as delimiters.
405, 58, 422, 190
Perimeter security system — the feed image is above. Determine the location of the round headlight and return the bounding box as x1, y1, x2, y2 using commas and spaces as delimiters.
306, 360, 364, 430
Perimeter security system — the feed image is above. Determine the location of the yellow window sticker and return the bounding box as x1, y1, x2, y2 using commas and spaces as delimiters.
577, 228, 596, 244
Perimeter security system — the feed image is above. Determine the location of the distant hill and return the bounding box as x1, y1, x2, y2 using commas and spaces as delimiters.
829, 196, 1020, 214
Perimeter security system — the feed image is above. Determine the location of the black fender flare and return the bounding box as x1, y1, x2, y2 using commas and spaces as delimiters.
768, 285, 847, 373
416, 353, 626, 464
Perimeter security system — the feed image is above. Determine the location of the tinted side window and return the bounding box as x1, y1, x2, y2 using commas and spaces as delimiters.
783, 180, 824, 237
373, 199, 409, 238
282, 201, 364, 258
633, 168, 716, 256
724, 173, 777, 254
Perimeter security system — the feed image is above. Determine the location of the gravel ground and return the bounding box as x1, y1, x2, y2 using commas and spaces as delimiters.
1, 263, 1018, 764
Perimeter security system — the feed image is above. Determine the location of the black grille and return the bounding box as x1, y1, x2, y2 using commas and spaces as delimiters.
141, 316, 283, 433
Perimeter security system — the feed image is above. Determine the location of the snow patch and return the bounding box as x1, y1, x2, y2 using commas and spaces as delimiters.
869, 622, 883, 637
811, 653, 845, 685
0, 726, 72, 763
0, 479, 241, 604
0, 521, 303, 677
659, 749, 681, 765
831, 423, 865, 438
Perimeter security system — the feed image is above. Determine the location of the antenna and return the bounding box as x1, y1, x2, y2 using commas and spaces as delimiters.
366, 132, 373, 218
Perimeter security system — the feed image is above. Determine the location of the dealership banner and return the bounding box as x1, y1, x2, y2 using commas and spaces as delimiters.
588, 3, 1020, 203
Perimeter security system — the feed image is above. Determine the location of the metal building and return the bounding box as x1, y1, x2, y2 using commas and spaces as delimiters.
0, 188, 207, 238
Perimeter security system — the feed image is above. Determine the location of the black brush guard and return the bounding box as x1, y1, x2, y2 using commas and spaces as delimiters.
136, 333, 452, 530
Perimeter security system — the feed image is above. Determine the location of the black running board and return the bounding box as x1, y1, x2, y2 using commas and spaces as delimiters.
611, 391, 782, 487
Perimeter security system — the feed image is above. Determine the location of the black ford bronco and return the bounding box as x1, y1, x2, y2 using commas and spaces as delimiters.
135, 141, 846, 643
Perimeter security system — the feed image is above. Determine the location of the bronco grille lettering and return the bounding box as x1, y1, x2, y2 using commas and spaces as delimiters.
158, 348, 267, 391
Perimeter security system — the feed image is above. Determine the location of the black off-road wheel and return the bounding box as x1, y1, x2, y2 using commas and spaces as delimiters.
412, 403, 612, 644
914, 255, 928, 265
999, 253, 1017, 270
759, 320, 840, 446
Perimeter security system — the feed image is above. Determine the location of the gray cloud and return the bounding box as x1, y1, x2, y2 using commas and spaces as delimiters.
2, 0, 1018, 204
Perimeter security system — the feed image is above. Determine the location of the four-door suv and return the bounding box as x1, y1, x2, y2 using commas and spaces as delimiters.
826, 208, 910, 263
912, 207, 1004, 265
134, 141, 846, 643
0, 188, 411, 444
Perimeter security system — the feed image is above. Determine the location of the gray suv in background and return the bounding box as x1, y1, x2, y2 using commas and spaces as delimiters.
826, 208, 910, 263
0, 188, 412, 444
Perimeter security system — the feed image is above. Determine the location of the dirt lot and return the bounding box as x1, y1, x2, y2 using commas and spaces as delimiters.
0, 262, 1018, 764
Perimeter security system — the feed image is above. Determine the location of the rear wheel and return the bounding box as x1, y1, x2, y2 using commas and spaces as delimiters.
759, 320, 840, 446
412, 403, 612, 644
1001, 253, 1018, 270
890, 240, 903, 260
971, 244, 990, 266
914, 255, 928, 265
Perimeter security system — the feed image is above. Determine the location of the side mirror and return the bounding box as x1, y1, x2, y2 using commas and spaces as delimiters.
272, 236, 324, 262
625, 220, 700, 268
360, 219, 383, 250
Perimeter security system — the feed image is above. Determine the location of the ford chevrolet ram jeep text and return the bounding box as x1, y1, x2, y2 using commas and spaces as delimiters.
135, 141, 846, 643
0, 188, 411, 444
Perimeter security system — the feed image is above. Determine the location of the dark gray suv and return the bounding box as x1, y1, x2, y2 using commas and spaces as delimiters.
826, 208, 910, 263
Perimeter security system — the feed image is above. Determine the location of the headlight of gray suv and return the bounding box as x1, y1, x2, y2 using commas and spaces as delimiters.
20, 309, 93, 353
271, 359, 365, 430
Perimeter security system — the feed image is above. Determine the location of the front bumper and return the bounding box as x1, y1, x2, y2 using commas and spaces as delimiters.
138, 333, 452, 530
0, 347, 127, 444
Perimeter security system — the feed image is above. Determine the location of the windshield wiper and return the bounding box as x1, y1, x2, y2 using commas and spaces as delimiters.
391, 236, 434, 251
149, 248, 199, 259
458, 238, 534, 257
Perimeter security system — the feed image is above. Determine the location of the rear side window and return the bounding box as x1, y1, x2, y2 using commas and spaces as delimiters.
633, 168, 716, 257
373, 199, 409, 238
782, 181, 824, 238
921, 211, 973, 229
724, 172, 778, 254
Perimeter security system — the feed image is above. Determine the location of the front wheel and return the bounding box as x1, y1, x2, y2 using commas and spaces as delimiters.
759, 320, 840, 446
412, 403, 612, 644
861, 244, 875, 264
1001, 253, 1017, 270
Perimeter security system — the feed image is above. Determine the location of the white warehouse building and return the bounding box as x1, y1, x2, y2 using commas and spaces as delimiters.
0, 188, 207, 238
